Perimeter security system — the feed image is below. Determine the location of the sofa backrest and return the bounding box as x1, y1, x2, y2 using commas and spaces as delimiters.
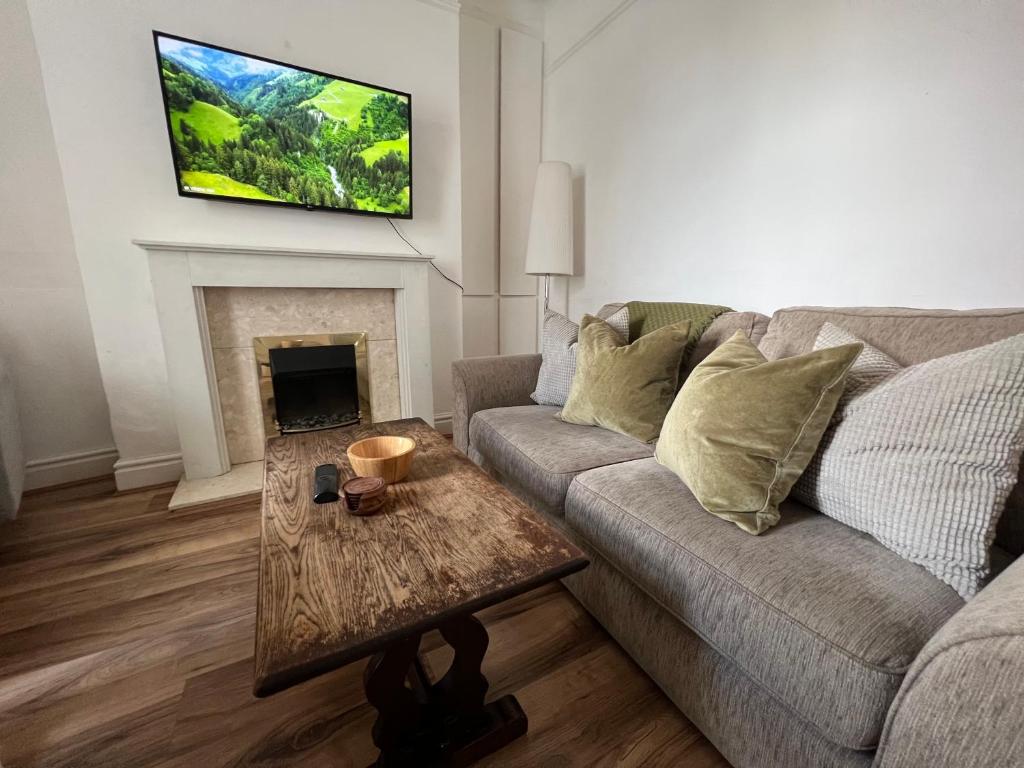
758, 306, 1024, 558
759, 306, 1024, 364
685, 311, 771, 374
600, 304, 771, 376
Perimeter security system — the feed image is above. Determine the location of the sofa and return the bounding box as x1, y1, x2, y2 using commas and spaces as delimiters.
452, 305, 1024, 768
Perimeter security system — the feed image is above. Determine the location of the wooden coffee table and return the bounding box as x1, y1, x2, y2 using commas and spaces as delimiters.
254, 418, 588, 767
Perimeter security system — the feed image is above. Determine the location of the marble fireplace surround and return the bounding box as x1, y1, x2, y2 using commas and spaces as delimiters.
205, 287, 402, 465
139, 241, 435, 487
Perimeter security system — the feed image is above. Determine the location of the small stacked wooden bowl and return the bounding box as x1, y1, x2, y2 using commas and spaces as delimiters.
341, 476, 388, 516
346, 436, 417, 484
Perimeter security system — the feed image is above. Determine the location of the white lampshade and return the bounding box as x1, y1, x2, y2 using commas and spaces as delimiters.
525, 161, 574, 276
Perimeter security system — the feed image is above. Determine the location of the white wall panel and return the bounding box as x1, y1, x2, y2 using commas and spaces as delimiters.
499, 295, 539, 355
461, 295, 500, 358
459, 15, 500, 296
499, 28, 542, 297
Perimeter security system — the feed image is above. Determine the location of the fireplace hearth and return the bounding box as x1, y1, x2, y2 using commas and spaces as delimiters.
255, 333, 371, 437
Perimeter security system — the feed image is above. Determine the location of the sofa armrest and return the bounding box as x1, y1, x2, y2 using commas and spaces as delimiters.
451, 354, 542, 453
874, 556, 1024, 768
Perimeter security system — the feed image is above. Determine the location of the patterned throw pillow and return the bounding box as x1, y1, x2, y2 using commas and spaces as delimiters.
531, 306, 629, 406
792, 323, 1024, 598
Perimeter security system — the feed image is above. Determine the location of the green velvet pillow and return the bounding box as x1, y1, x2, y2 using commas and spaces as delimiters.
560, 316, 691, 443
655, 330, 862, 534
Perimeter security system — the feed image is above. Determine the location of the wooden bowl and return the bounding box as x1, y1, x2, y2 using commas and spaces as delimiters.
346, 436, 417, 483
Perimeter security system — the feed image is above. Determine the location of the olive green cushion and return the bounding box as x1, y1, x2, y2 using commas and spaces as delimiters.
655, 330, 863, 534
625, 300, 731, 348
560, 316, 691, 443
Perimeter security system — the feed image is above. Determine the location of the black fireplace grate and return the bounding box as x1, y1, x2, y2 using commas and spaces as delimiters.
268, 344, 360, 434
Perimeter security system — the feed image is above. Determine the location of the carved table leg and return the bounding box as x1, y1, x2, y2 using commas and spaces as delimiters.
429, 613, 527, 766
434, 614, 489, 719
363, 614, 527, 768
363, 633, 423, 765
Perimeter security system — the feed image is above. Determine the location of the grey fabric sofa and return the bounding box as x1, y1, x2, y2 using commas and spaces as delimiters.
452, 306, 1024, 768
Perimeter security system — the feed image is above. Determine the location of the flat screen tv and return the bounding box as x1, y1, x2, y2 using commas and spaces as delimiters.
153, 31, 412, 218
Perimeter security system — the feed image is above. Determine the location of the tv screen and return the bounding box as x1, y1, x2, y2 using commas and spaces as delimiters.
153, 31, 412, 218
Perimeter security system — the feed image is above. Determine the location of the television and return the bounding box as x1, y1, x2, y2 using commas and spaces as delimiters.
153, 31, 412, 218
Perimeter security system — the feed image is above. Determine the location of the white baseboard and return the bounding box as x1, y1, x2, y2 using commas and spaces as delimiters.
113, 452, 183, 491
434, 411, 453, 436
24, 447, 119, 491
102, 416, 451, 494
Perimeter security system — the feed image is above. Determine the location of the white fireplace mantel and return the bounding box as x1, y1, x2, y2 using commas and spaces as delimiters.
137, 240, 435, 481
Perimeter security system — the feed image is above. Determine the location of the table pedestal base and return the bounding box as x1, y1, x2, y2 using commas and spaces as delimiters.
363, 614, 527, 767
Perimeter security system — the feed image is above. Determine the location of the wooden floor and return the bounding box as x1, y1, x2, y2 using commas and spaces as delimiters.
0, 478, 728, 768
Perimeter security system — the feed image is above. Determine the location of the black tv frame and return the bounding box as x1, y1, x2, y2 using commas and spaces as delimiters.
152, 30, 413, 219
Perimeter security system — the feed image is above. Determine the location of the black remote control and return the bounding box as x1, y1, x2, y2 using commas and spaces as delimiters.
313, 464, 339, 504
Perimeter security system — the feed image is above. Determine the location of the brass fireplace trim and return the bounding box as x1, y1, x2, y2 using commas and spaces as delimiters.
253, 332, 371, 437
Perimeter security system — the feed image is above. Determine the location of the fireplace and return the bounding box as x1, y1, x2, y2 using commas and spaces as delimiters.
138, 240, 435, 487
254, 333, 372, 436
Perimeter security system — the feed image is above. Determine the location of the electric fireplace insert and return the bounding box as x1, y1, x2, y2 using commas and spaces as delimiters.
254, 333, 371, 436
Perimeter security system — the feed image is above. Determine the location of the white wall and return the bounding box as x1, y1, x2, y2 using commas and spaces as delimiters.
25, 0, 463, 487
0, 0, 116, 490
543, 0, 1024, 318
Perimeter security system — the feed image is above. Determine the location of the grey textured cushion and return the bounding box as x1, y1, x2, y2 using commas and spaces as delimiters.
758, 306, 1024, 557
815, 323, 903, 410
794, 323, 1024, 598
531, 305, 629, 406
564, 543, 871, 768
468, 405, 653, 514
564, 457, 963, 749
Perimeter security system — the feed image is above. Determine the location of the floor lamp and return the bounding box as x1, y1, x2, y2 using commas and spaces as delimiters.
525, 161, 574, 310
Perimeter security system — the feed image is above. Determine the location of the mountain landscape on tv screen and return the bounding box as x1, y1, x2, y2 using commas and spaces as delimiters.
157, 35, 411, 215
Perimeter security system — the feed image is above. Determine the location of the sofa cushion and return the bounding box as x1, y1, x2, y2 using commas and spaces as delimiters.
561, 317, 691, 443
758, 306, 1024, 562
685, 310, 771, 375
469, 405, 653, 514
793, 322, 1024, 598
655, 330, 861, 535
565, 457, 964, 750
758, 306, 1024, 364
531, 304, 630, 407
